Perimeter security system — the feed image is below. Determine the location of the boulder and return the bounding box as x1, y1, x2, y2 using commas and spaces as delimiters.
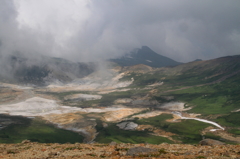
21, 139, 31, 144
199, 139, 225, 146
126, 146, 158, 156
116, 122, 138, 130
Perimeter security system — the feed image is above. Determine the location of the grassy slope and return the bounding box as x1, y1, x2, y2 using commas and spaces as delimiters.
95, 119, 173, 144
158, 73, 240, 134
122, 56, 240, 137
0, 115, 84, 143
125, 58, 240, 116
135, 114, 213, 144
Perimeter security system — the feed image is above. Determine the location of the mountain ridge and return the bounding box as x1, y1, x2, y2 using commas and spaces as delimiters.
0, 54, 96, 85
110, 46, 182, 68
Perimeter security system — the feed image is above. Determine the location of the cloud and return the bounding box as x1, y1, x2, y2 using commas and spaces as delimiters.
0, 0, 240, 63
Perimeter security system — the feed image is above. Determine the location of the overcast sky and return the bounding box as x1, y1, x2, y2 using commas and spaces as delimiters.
0, 0, 240, 63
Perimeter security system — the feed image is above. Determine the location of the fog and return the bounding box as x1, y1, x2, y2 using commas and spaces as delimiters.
0, 0, 240, 64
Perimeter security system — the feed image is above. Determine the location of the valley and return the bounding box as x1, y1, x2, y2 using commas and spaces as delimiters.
0, 55, 240, 145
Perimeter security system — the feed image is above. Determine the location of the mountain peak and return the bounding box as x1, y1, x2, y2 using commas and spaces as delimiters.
110, 46, 182, 68
141, 46, 151, 50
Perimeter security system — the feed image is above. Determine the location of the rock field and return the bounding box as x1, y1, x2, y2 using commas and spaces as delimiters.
0, 140, 239, 159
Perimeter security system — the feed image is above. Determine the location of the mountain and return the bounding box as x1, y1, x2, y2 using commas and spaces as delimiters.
193, 59, 202, 62
110, 46, 182, 67
0, 54, 96, 85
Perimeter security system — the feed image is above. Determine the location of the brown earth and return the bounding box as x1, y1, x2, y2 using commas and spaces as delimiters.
137, 125, 177, 143
103, 108, 145, 122
0, 88, 23, 104
202, 127, 240, 144
0, 141, 239, 159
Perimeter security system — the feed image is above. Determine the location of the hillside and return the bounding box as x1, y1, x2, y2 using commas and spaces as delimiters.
0, 55, 96, 85
0, 54, 240, 146
110, 46, 182, 68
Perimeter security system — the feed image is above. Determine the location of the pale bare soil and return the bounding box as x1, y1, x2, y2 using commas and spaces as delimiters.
44, 72, 134, 92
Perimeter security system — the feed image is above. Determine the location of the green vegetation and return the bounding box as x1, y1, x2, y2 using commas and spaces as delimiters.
159, 86, 231, 115
135, 114, 213, 144
228, 129, 240, 135
95, 120, 173, 144
167, 120, 212, 143
135, 114, 173, 127
214, 112, 240, 127
158, 73, 240, 115
202, 132, 235, 144
203, 132, 222, 141
2, 56, 239, 144
0, 115, 84, 143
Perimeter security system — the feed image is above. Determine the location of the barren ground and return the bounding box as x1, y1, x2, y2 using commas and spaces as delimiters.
0, 142, 239, 159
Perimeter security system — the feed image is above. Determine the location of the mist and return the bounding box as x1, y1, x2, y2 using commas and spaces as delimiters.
0, 0, 240, 64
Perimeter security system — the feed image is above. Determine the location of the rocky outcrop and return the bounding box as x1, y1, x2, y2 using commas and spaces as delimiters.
199, 139, 225, 146
116, 122, 138, 130
126, 146, 158, 156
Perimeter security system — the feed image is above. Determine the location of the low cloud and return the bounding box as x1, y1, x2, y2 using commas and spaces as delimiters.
0, 0, 240, 64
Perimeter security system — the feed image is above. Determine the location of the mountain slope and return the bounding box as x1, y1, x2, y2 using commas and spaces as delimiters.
122, 54, 240, 117
0, 55, 96, 85
110, 46, 182, 68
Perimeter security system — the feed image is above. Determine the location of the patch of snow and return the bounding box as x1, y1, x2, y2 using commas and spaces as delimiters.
182, 117, 224, 130
210, 129, 221, 132
175, 112, 224, 130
